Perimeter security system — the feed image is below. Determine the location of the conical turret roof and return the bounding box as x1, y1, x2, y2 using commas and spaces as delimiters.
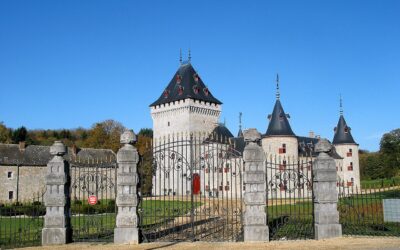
265, 99, 295, 137
332, 115, 356, 144
150, 63, 222, 107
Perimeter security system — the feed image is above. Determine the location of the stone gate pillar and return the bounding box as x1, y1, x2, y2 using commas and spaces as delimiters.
42, 141, 72, 245
313, 139, 342, 240
114, 130, 139, 244
242, 129, 269, 242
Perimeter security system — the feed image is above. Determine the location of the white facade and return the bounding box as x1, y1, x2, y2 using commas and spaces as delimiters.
334, 143, 360, 188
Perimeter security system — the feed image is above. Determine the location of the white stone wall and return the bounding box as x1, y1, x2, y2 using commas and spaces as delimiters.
151, 99, 221, 140
334, 144, 360, 188
261, 136, 299, 160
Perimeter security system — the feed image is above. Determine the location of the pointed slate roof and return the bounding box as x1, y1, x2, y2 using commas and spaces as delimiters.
265, 99, 295, 137
332, 115, 356, 144
150, 63, 222, 107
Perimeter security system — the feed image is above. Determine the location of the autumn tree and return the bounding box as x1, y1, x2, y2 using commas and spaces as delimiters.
83, 120, 125, 152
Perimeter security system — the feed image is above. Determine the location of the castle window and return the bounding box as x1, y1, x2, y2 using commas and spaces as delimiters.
203, 88, 209, 96
193, 73, 199, 82
176, 75, 182, 84
178, 86, 184, 95
348, 162, 353, 171
279, 144, 286, 154
344, 126, 349, 133
279, 160, 287, 171
7, 171, 13, 179
8, 191, 14, 200
163, 89, 169, 98
168, 121, 170, 126
347, 148, 353, 157
193, 85, 200, 94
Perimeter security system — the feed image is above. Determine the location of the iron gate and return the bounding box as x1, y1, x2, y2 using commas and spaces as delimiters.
70, 159, 117, 242
265, 156, 314, 240
138, 135, 243, 242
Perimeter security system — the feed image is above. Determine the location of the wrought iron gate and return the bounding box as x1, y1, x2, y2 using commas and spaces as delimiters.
138, 135, 243, 242
265, 156, 314, 240
70, 159, 117, 242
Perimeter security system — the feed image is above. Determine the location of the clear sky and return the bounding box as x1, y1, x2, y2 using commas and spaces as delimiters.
0, 0, 399, 151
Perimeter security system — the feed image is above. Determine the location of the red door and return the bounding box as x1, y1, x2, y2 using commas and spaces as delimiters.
193, 173, 200, 195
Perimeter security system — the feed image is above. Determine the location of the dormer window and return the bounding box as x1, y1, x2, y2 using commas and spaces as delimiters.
193, 73, 199, 82
203, 87, 209, 96
193, 85, 200, 94
163, 89, 169, 98
344, 126, 349, 133
178, 86, 184, 95
279, 113, 284, 121
176, 75, 182, 84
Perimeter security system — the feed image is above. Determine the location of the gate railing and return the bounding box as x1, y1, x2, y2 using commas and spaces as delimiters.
0, 189, 45, 249
265, 154, 314, 240
138, 133, 244, 242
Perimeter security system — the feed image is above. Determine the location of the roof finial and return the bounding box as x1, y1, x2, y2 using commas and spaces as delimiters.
239, 112, 242, 131
276, 74, 280, 100
179, 48, 182, 65
188, 48, 191, 62
340, 94, 343, 116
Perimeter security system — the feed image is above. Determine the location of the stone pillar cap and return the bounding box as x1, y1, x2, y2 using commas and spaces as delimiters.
243, 128, 261, 142
315, 138, 332, 153
120, 130, 137, 144
50, 141, 67, 156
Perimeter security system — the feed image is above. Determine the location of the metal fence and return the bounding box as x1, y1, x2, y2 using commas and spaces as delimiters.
265, 156, 314, 240
70, 159, 117, 242
138, 135, 244, 242
0, 190, 45, 249
338, 183, 400, 236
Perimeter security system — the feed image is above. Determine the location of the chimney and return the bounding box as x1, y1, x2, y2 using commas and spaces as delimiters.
19, 141, 26, 152
309, 131, 315, 138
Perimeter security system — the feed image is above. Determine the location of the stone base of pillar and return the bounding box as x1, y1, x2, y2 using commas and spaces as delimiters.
244, 225, 269, 242
42, 228, 72, 245
315, 224, 342, 240
114, 227, 139, 244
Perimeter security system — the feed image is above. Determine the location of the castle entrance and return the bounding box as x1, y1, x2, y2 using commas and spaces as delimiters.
265, 156, 314, 240
138, 134, 244, 242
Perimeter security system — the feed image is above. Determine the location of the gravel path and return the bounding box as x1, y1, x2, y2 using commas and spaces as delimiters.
22, 237, 400, 250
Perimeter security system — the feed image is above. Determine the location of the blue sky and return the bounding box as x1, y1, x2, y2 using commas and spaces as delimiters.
0, 0, 399, 151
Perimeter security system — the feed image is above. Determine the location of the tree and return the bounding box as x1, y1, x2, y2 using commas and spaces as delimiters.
0, 122, 11, 143
380, 128, 400, 177
84, 120, 125, 152
12, 126, 28, 143
138, 128, 153, 138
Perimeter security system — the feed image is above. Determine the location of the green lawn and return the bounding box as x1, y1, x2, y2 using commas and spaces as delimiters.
0, 199, 197, 248
361, 177, 400, 188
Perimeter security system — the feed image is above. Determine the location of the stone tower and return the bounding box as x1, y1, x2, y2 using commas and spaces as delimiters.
150, 60, 222, 140
262, 75, 298, 160
332, 98, 360, 188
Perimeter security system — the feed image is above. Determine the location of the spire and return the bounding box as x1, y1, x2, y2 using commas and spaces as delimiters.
265, 99, 295, 136
237, 112, 243, 137
332, 115, 356, 144
276, 74, 280, 100
239, 112, 242, 131
179, 48, 182, 65
339, 94, 343, 116
188, 49, 191, 62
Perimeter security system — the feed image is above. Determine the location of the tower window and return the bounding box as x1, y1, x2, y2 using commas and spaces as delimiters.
279, 144, 286, 154
167, 122, 170, 126
347, 148, 353, 157
178, 86, 184, 95
7, 171, 13, 179
344, 126, 349, 133
203, 88, 209, 96
8, 191, 14, 200
176, 75, 182, 84
348, 162, 353, 171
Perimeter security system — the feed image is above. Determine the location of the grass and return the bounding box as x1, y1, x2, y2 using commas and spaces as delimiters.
361, 177, 400, 188
0, 199, 197, 248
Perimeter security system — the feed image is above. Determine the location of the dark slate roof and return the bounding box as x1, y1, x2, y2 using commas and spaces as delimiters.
150, 63, 222, 107
332, 115, 356, 144
265, 100, 295, 137
297, 136, 342, 159
0, 144, 116, 166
